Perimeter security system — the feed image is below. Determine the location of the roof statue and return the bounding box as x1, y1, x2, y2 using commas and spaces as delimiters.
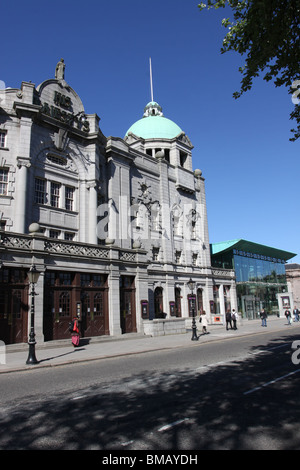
55, 58, 65, 80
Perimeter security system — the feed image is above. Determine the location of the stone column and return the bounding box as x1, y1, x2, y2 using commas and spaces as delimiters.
219, 284, 226, 322
14, 157, 31, 233
79, 180, 87, 242
157, 154, 172, 264
87, 180, 98, 244
108, 249, 122, 336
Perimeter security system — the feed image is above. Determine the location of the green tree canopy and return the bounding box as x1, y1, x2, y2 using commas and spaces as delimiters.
199, 0, 300, 140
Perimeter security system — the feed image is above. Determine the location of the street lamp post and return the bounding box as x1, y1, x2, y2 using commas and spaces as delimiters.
187, 277, 198, 341
26, 264, 40, 365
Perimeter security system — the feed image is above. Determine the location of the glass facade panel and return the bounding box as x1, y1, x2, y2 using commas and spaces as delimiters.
234, 255, 287, 285
213, 247, 289, 319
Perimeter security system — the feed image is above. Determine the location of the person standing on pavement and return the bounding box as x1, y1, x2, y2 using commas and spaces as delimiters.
260, 308, 267, 327
225, 311, 233, 330
293, 307, 299, 322
285, 309, 292, 325
231, 309, 238, 330
70, 315, 80, 347
199, 310, 208, 334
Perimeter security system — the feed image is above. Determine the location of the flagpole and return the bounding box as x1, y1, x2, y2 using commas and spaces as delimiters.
149, 57, 154, 102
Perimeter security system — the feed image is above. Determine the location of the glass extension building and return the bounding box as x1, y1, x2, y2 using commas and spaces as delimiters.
211, 239, 296, 319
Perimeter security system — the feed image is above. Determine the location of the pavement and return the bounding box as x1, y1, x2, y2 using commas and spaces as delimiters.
1, 316, 300, 374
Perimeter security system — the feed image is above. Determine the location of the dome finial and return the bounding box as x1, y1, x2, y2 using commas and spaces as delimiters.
143, 101, 163, 117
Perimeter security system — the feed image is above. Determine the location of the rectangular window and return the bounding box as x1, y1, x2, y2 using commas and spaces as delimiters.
49, 229, 60, 239
50, 182, 60, 208
65, 186, 74, 211
64, 232, 75, 241
59, 273, 72, 286
0, 168, 8, 195
34, 178, 46, 204
0, 131, 6, 148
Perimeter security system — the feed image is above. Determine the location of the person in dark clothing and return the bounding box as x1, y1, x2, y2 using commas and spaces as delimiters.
260, 308, 267, 327
285, 309, 292, 325
226, 311, 233, 330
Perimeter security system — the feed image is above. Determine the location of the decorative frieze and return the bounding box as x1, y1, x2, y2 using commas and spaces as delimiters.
44, 240, 110, 259
212, 268, 235, 278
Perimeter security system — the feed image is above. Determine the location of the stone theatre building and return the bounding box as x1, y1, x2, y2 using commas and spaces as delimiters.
0, 61, 236, 345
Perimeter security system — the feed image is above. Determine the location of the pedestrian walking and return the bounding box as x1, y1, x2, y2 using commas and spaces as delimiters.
69, 315, 80, 347
231, 309, 238, 330
285, 309, 292, 325
293, 307, 299, 322
260, 308, 267, 327
225, 311, 233, 330
199, 310, 208, 334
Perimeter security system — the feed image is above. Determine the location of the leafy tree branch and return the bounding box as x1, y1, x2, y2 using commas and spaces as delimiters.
199, 0, 300, 140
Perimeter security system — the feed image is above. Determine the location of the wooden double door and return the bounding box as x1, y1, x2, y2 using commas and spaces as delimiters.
80, 288, 109, 337
43, 272, 109, 341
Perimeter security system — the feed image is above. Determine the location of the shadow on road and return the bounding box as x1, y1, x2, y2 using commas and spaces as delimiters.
1, 333, 300, 450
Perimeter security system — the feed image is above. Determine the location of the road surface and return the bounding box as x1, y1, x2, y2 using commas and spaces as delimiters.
0, 327, 300, 450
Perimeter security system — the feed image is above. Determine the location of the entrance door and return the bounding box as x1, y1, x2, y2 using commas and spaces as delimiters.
43, 287, 72, 341
154, 287, 164, 318
175, 288, 182, 317
81, 289, 109, 337
120, 276, 136, 334
0, 269, 29, 344
242, 295, 256, 320
43, 272, 109, 341
54, 290, 72, 340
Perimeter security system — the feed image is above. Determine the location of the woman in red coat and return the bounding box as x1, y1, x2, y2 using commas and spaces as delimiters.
71, 316, 80, 347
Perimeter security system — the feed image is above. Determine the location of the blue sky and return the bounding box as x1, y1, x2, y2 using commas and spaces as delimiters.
2, 0, 299, 263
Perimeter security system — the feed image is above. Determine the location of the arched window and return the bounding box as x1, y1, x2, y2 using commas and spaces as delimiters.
94, 292, 104, 316
59, 292, 70, 317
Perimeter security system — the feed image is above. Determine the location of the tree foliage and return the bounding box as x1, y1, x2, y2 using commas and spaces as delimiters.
199, 0, 300, 141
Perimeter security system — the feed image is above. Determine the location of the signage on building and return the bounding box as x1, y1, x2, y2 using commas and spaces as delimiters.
41, 90, 90, 132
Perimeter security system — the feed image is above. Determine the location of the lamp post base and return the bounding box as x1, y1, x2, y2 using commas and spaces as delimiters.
191, 327, 199, 341
191, 317, 199, 341
26, 341, 39, 365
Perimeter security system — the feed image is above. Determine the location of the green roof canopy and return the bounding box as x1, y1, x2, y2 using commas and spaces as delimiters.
125, 101, 183, 139
125, 115, 183, 139
211, 239, 296, 261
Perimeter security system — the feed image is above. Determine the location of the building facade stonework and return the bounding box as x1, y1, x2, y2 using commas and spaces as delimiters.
286, 264, 300, 310
0, 63, 236, 344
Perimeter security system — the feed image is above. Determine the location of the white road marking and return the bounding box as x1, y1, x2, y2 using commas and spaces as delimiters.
121, 440, 134, 446
243, 368, 300, 395
158, 418, 189, 432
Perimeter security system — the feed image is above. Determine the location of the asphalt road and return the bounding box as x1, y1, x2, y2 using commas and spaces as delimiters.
1, 327, 300, 450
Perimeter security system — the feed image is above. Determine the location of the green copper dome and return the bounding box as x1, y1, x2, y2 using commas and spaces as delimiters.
125, 101, 183, 139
